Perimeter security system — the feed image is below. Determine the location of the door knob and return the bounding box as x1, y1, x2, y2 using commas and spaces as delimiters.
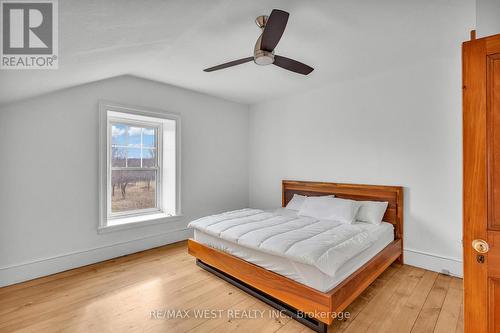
472, 239, 489, 254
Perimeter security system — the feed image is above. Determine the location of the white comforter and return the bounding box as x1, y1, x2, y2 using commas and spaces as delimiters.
188, 208, 377, 277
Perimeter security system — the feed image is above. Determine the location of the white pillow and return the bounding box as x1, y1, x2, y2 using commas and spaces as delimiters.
356, 201, 388, 225
298, 196, 361, 224
286, 194, 335, 211
286, 194, 307, 210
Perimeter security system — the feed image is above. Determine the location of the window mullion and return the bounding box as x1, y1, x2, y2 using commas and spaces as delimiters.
125, 125, 128, 168
111, 167, 158, 171
140, 128, 143, 168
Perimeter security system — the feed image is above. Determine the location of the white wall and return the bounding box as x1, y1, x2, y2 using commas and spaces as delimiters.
476, 0, 500, 37
248, 3, 474, 277
0, 75, 249, 286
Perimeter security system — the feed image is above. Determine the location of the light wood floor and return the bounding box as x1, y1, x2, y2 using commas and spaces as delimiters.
0, 241, 463, 333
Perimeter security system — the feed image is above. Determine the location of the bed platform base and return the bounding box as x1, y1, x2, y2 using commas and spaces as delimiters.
196, 259, 327, 333
189, 238, 402, 327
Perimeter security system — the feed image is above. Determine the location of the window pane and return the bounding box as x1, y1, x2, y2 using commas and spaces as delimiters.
143, 128, 156, 147
127, 126, 142, 147
111, 170, 156, 212
111, 147, 126, 167
126, 148, 142, 167
143, 148, 156, 167
111, 124, 126, 145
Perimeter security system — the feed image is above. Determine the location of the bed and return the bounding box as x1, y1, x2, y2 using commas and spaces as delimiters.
188, 180, 403, 332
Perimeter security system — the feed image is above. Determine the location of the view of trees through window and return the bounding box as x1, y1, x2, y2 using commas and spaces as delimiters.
110, 123, 158, 213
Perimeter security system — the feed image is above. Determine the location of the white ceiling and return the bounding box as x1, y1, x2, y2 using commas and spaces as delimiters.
0, 0, 475, 106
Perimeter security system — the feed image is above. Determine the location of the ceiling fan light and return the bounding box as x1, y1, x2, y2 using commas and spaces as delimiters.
254, 50, 275, 66
254, 55, 274, 66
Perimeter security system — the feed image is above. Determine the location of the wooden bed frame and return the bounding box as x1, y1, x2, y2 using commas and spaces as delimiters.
188, 180, 403, 332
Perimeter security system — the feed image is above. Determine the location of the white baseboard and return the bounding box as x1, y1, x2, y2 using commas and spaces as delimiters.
1, 233, 462, 288
0, 228, 193, 287
404, 248, 463, 278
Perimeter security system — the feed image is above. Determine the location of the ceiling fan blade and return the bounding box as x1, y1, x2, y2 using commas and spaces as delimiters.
260, 9, 289, 51
203, 57, 254, 72
273, 55, 314, 75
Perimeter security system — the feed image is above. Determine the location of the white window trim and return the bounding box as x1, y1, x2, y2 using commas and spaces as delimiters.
98, 101, 181, 233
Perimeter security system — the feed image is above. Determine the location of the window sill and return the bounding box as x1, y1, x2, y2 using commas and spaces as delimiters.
98, 213, 182, 233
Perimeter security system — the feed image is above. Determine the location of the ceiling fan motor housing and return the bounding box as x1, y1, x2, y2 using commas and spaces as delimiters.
254, 18, 274, 66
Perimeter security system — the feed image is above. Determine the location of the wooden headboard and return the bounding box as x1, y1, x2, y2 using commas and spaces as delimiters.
282, 180, 404, 241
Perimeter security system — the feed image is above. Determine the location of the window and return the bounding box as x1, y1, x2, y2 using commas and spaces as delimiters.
99, 102, 180, 231
110, 123, 158, 214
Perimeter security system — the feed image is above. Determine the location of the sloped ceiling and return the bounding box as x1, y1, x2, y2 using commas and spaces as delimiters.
0, 0, 475, 106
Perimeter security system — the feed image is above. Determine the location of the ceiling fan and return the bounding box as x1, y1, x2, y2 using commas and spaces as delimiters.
203, 9, 314, 75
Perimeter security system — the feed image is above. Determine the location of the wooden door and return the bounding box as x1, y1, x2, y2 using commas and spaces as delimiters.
463, 33, 500, 333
